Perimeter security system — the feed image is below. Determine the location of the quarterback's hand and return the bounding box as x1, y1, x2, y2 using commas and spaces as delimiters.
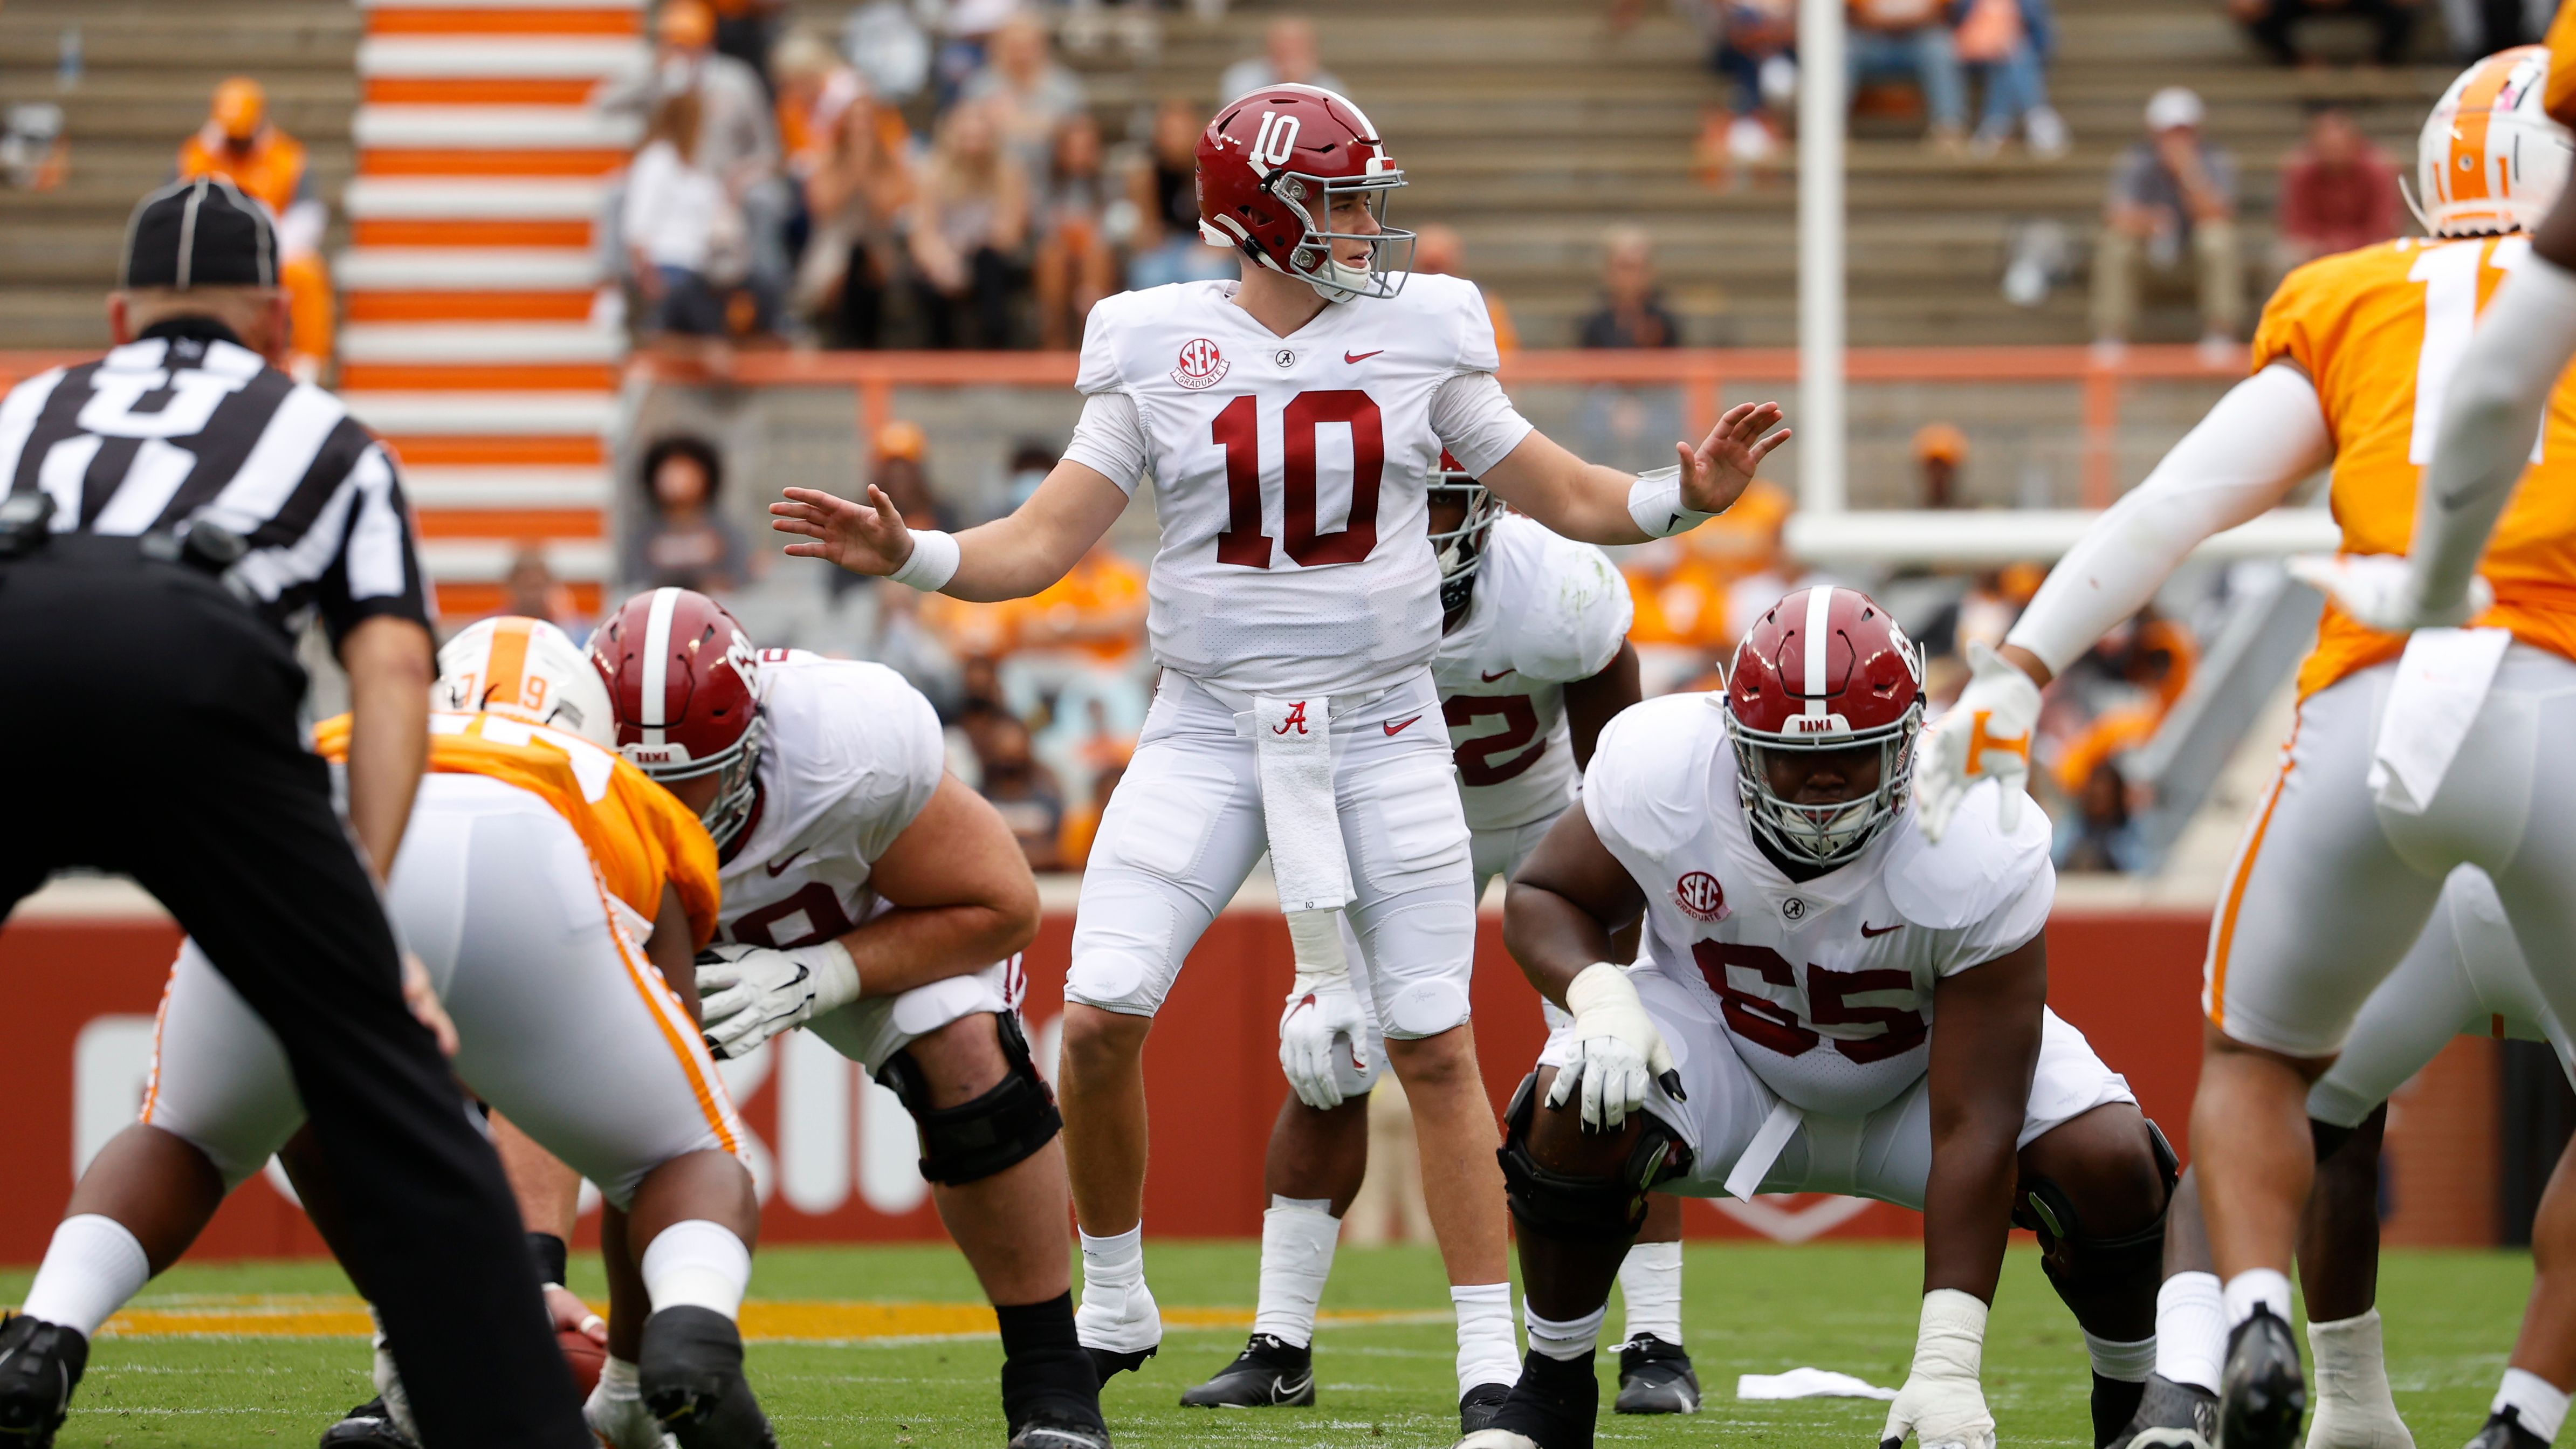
1279, 974, 1371, 1111
771, 484, 915, 575
545, 1283, 607, 1345
1545, 962, 1683, 1131
696, 939, 860, 1060
400, 952, 457, 1057
1676, 401, 1792, 516
2285, 552, 2493, 633
1914, 641, 2043, 843
1880, 1290, 1996, 1449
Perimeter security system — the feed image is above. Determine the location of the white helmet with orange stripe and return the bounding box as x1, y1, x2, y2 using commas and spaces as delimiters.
2416, 45, 2573, 238
433, 616, 618, 748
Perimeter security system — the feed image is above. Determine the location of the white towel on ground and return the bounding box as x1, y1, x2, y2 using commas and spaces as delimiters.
1737, 1368, 1898, 1401
2369, 627, 2511, 815
1252, 693, 1352, 913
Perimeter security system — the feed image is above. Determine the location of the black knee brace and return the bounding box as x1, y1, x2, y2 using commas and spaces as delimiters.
875, 1012, 1064, 1186
1495, 1073, 1693, 1245
2015, 1118, 2181, 1280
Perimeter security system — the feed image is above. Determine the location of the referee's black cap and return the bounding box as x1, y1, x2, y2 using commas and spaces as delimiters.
119, 176, 278, 290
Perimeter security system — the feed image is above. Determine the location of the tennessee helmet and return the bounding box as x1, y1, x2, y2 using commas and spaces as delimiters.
2415, 45, 2573, 238
589, 588, 767, 848
1427, 450, 1503, 616
1726, 585, 1926, 867
433, 616, 617, 748
1197, 84, 1415, 303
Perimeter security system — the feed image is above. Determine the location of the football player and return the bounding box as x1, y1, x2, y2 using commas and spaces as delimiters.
768, 85, 1788, 1431
8, 619, 774, 1449
1183, 461, 1700, 1417
1912, 47, 2576, 1449
1462, 586, 2173, 1449
578, 588, 1104, 1449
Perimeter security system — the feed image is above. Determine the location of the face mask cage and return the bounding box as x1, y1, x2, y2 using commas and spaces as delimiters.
1428, 475, 1502, 613
635, 712, 768, 850
1268, 169, 1415, 301
1729, 709, 1921, 868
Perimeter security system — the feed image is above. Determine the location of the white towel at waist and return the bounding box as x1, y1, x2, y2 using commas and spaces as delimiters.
2371, 627, 2511, 815
1249, 692, 1353, 914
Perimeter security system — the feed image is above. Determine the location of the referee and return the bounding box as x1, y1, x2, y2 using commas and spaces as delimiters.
0, 178, 588, 1448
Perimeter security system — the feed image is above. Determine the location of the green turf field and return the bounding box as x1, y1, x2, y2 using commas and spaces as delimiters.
0, 1241, 2534, 1448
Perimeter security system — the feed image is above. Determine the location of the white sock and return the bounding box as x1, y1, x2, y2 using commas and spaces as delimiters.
1080, 1224, 1144, 1287
2222, 1268, 2294, 1331
2497, 1368, 2572, 1443
639, 1220, 751, 1320
2310, 1310, 2412, 1449
1616, 1241, 1685, 1347
2156, 1272, 2226, 1394
1523, 1303, 1605, 1363
1453, 1283, 1520, 1393
2088, 1332, 2158, 1383
1252, 1197, 1339, 1349
1076, 1224, 1160, 1351
19, 1214, 150, 1337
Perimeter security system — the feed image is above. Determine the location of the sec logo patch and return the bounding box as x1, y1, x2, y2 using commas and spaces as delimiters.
1172, 337, 1229, 390
1675, 871, 1729, 923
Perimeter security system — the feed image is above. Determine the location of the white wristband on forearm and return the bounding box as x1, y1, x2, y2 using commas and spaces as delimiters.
888, 528, 960, 591
1913, 1289, 1990, 1379
1627, 466, 1715, 539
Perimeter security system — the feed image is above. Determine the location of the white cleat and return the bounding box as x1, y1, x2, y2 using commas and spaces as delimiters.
1075, 1273, 1162, 1382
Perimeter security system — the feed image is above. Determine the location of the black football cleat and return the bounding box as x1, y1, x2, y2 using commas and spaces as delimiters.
2464, 1407, 2551, 1449
1458, 1382, 1513, 1436
1007, 1407, 1114, 1449
2219, 1306, 2306, 1449
1084, 1344, 1157, 1385
1459, 1351, 1596, 1449
1612, 1335, 1699, 1414
0, 1315, 87, 1449
317, 1397, 417, 1449
2108, 1373, 2218, 1449
639, 1306, 775, 1449
1179, 1334, 1314, 1408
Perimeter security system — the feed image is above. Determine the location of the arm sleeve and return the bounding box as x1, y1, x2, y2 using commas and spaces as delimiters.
850, 683, 950, 862
2410, 251, 2576, 617
2003, 363, 2329, 676
1428, 371, 1537, 478
1061, 392, 1150, 496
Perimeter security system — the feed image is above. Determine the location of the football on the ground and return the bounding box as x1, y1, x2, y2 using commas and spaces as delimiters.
559, 1327, 607, 1397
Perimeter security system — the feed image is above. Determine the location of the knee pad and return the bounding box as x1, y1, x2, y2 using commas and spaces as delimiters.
2015, 1118, 2180, 1284
875, 1013, 1064, 1186
1495, 1073, 1693, 1245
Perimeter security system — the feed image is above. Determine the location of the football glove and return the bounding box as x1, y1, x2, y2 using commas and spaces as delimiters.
1544, 962, 1683, 1131
695, 939, 859, 1060
1880, 1290, 1996, 1449
1914, 641, 2042, 844
1279, 971, 1371, 1110
2286, 552, 2493, 634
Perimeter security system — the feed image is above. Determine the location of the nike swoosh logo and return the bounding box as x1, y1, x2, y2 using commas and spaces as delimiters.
1861, 921, 1904, 938
1274, 1372, 1314, 1400
1481, 668, 1514, 682
1384, 714, 1422, 736
765, 847, 809, 878
1343, 349, 1384, 363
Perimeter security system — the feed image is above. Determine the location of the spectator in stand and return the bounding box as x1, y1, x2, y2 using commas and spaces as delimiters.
1703, 0, 1798, 169
600, 2, 785, 327
873, 420, 950, 530
711, 0, 785, 90
1125, 96, 1236, 290
2275, 105, 2400, 269
498, 547, 587, 638
177, 78, 333, 379
2228, 0, 2421, 67
1847, 0, 1969, 152
1218, 16, 1346, 102
929, 0, 1023, 110
1914, 421, 1967, 507
961, 12, 1087, 186
1953, 0, 2068, 158
2056, 758, 2146, 871
626, 433, 749, 593
773, 32, 863, 186
1033, 113, 1119, 350
784, 36, 914, 346
1413, 223, 1517, 354
624, 90, 744, 363
2092, 86, 2241, 360
909, 101, 1029, 348
1578, 226, 1684, 347
974, 714, 1067, 871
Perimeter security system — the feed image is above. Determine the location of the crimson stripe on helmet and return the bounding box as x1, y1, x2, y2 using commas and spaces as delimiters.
638, 586, 681, 741
1801, 585, 1833, 717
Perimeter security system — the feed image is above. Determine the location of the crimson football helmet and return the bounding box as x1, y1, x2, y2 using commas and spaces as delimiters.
1427, 450, 1503, 616
1197, 84, 1414, 303
1726, 585, 1926, 866
590, 587, 767, 848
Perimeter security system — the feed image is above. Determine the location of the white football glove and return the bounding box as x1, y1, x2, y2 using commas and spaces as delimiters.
695, 939, 859, 1060
1880, 1290, 1996, 1449
1914, 641, 2043, 844
2285, 552, 2493, 634
1279, 972, 1371, 1110
1544, 962, 1682, 1131
586, 1356, 678, 1449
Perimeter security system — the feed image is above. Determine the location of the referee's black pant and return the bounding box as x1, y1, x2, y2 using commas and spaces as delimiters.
0, 539, 588, 1449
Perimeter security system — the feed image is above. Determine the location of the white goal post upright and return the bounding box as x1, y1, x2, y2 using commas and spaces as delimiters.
1796, 0, 1847, 514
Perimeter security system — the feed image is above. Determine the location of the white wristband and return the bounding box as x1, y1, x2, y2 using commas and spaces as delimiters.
1628, 466, 1715, 539
888, 528, 960, 591
800, 938, 862, 1017
1912, 1289, 1990, 1379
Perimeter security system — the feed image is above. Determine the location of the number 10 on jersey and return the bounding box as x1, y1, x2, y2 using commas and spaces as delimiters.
1212, 389, 1386, 568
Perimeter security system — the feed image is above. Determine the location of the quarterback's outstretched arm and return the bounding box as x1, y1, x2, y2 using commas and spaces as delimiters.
1478, 400, 1791, 546
772, 459, 1131, 602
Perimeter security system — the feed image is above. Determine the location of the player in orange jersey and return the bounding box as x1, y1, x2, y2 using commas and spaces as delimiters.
176, 78, 332, 377
13, 620, 778, 1449
1912, 46, 2576, 1449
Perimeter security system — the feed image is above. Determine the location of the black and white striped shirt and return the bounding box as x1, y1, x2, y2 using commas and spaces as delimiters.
0, 324, 432, 642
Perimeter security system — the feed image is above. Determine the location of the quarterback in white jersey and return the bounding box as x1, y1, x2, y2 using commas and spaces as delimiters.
1467, 586, 2174, 1449
574, 589, 1109, 1449
769, 82, 1789, 1427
